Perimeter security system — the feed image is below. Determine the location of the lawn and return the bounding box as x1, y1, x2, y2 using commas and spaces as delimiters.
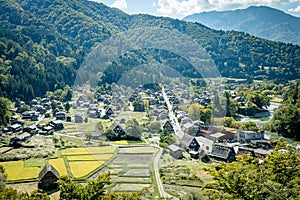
0, 161, 39, 181
49, 158, 68, 176
69, 161, 103, 178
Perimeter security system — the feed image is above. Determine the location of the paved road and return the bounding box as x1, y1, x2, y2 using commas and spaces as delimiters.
153, 147, 178, 199
162, 86, 184, 139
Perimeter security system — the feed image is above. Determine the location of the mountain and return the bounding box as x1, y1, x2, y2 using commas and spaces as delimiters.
183, 6, 300, 45
0, 0, 300, 101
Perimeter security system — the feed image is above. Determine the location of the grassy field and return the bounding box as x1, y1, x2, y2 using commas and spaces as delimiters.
0, 161, 40, 181
49, 158, 68, 176
118, 146, 158, 154
69, 161, 103, 178
24, 158, 46, 168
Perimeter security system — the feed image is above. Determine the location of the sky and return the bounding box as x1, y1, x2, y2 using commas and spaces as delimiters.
95, 0, 300, 19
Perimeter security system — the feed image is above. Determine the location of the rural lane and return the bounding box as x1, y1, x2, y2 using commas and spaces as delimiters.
153, 147, 178, 199
162, 85, 184, 139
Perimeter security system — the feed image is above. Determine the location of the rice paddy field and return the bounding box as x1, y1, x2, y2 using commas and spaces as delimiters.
0, 161, 40, 181
1, 146, 117, 181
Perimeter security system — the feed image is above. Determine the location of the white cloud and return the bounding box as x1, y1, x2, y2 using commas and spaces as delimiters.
111, 0, 128, 9
155, 0, 299, 17
288, 5, 300, 12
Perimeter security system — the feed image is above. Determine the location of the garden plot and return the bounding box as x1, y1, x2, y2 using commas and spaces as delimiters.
123, 168, 150, 177
113, 184, 151, 192
118, 146, 158, 154
111, 176, 151, 183
112, 153, 154, 165
107, 146, 157, 193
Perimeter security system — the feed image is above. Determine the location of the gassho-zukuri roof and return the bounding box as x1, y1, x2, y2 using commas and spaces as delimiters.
39, 163, 60, 180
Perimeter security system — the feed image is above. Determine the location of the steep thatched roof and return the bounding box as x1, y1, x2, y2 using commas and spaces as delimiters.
39, 163, 59, 180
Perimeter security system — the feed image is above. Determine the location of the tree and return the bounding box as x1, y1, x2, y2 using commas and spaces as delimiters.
200, 108, 212, 125
84, 132, 92, 141
203, 142, 300, 200
270, 83, 300, 140
159, 128, 175, 147
239, 121, 259, 131
188, 103, 201, 120
64, 102, 71, 113
125, 120, 142, 140
0, 98, 12, 127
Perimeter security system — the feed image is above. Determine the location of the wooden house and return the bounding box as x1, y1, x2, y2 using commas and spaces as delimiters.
49, 120, 64, 131
209, 144, 236, 162
112, 124, 126, 138
56, 111, 66, 120
236, 130, 264, 143
38, 163, 60, 190
162, 120, 174, 133
168, 144, 183, 159
74, 114, 83, 123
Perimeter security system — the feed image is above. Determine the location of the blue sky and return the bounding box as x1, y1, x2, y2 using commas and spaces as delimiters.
95, 0, 300, 19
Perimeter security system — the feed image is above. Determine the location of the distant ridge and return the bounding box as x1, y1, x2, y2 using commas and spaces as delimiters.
183, 6, 300, 45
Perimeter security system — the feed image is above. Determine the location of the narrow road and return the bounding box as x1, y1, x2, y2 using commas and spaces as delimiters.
162, 86, 184, 139
153, 147, 178, 199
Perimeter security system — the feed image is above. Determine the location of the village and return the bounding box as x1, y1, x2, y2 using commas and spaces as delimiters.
0, 78, 276, 198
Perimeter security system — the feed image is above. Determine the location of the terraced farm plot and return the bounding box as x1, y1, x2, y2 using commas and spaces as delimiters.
62, 148, 90, 155
113, 184, 151, 192
118, 146, 158, 154
69, 161, 103, 178
62, 146, 116, 156
0, 161, 39, 181
112, 153, 154, 164
123, 168, 150, 177
49, 158, 68, 176
67, 154, 114, 161
86, 146, 116, 154
111, 176, 151, 183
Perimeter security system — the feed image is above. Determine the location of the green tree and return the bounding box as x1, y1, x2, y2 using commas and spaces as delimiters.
84, 132, 92, 141
203, 142, 300, 200
270, 83, 300, 140
239, 121, 259, 131
188, 103, 201, 120
64, 102, 71, 113
0, 98, 12, 126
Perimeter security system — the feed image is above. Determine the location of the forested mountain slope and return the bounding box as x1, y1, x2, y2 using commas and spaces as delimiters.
0, 0, 299, 101
184, 6, 300, 45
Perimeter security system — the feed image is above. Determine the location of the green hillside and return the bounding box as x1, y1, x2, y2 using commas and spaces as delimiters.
0, 0, 299, 100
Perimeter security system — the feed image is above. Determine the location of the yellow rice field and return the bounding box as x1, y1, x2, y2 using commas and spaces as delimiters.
62, 146, 116, 155
69, 161, 103, 178
0, 161, 39, 181
86, 146, 116, 154
48, 158, 68, 176
67, 154, 114, 161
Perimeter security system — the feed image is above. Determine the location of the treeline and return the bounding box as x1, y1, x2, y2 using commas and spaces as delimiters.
267, 82, 300, 140
1, 0, 300, 101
